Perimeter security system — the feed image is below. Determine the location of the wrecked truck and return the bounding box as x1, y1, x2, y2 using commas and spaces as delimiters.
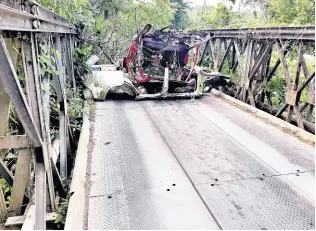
83, 24, 230, 100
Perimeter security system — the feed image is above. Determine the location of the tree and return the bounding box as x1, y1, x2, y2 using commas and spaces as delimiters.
40, 0, 175, 63
92, 0, 174, 63
170, 0, 190, 30
188, 2, 233, 29
268, 0, 315, 25
229, 0, 315, 25
212, 2, 233, 28
39, 0, 91, 22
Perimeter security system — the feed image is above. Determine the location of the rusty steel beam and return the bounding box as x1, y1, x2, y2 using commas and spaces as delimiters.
0, 1, 76, 33
0, 2, 75, 228
193, 25, 315, 134
35, 161, 46, 230
0, 135, 31, 149
189, 26, 315, 41
0, 160, 13, 186
0, 35, 42, 147
256, 102, 315, 134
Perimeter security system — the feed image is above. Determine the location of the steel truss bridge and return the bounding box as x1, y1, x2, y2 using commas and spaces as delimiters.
0, 1, 315, 230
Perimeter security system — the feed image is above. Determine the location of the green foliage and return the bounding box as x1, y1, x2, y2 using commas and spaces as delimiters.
266, 76, 286, 107
188, 0, 314, 30
0, 178, 12, 206
5, 153, 17, 160
211, 3, 233, 28
39, 43, 60, 76
227, 0, 315, 25
188, 0, 314, 115
67, 87, 84, 135
73, 45, 93, 82
41, 0, 174, 64
0, 178, 10, 194
55, 198, 69, 227
92, 0, 175, 62
188, 3, 234, 29
171, 0, 190, 29
39, 0, 90, 22
268, 0, 315, 25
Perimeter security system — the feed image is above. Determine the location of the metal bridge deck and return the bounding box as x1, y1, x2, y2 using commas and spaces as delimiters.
85, 95, 315, 230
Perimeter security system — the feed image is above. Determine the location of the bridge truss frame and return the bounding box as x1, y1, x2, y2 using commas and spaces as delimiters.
194, 26, 315, 134
0, 0, 76, 229
0, 1, 315, 229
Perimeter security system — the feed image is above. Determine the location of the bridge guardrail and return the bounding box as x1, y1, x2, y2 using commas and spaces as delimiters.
0, 1, 76, 229
195, 26, 315, 133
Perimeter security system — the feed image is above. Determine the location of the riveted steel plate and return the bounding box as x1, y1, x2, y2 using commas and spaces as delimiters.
195, 172, 315, 230
280, 171, 315, 203
88, 188, 219, 230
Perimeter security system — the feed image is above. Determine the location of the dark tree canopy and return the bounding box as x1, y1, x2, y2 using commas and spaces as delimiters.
170, 0, 190, 29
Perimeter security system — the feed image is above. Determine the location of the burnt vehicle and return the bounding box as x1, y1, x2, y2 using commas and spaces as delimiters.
84, 24, 230, 100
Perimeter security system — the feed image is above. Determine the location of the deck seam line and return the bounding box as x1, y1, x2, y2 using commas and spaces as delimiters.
193, 104, 315, 200
87, 169, 314, 198
141, 101, 224, 230
194, 170, 315, 185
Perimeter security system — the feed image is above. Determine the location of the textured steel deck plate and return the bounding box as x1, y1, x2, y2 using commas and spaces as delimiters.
87, 98, 315, 230
198, 96, 315, 172
195, 172, 315, 230
142, 100, 280, 183
88, 101, 220, 229
89, 188, 218, 230
142, 99, 315, 229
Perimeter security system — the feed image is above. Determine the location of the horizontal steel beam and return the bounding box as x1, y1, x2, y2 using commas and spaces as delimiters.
189, 26, 315, 41
0, 135, 31, 149
0, 35, 42, 147
0, 1, 76, 33
5, 211, 58, 227
256, 102, 315, 134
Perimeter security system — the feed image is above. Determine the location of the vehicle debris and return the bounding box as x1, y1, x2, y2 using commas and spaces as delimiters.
84, 24, 230, 100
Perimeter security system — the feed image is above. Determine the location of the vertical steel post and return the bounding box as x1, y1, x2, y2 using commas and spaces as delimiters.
62, 36, 71, 86
0, 40, 20, 216
34, 34, 57, 211
54, 35, 67, 179
35, 160, 46, 230
69, 36, 76, 91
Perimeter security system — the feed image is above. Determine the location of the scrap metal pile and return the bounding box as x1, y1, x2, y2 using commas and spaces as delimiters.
84, 24, 229, 100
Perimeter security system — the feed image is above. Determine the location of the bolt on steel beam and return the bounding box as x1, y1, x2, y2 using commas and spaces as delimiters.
0, 1, 76, 33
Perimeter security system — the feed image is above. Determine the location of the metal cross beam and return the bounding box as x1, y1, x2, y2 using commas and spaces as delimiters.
196, 26, 315, 134
0, 1, 76, 229
0, 35, 42, 147
0, 0, 76, 33
189, 26, 315, 41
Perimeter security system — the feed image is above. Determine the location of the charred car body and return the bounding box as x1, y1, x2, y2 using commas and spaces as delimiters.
84, 24, 230, 100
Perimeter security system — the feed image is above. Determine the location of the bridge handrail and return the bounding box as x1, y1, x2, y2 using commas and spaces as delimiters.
189, 25, 315, 40
196, 26, 315, 134
0, 0, 76, 33
0, 1, 76, 229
